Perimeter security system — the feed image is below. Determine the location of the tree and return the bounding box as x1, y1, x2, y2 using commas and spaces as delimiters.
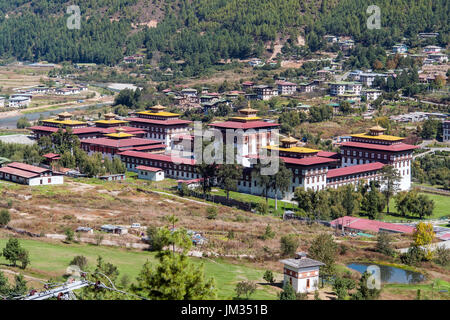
332, 277, 356, 300
308, 234, 337, 277
16, 117, 31, 129
341, 185, 361, 216
217, 164, 243, 200
413, 222, 435, 260
17, 249, 30, 269
0, 209, 10, 227
2, 238, 23, 267
235, 280, 256, 300
279, 282, 296, 300
261, 224, 275, 240
195, 163, 217, 199
351, 272, 381, 300
252, 162, 271, 204
263, 270, 274, 284
361, 181, 385, 220
64, 228, 74, 242
380, 165, 401, 215
434, 247, 449, 267
410, 194, 434, 219
69, 255, 88, 270
376, 232, 395, 256
272, 160, 293, 210
280, 234, 298, 257
131, 228, 216, 300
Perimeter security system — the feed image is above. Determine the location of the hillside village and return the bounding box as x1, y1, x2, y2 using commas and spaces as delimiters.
0, 0, 448, 304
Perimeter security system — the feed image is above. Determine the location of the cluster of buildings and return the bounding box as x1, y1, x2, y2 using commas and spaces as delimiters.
23, 102, 419, 197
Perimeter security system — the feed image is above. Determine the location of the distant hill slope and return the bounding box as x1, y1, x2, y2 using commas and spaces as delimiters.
0, 0, 447, 70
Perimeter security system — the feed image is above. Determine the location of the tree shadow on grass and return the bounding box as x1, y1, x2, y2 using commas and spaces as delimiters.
258, 282, 283, 289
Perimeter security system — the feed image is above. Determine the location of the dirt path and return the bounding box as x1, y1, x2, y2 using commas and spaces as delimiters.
0, 268, 46, 282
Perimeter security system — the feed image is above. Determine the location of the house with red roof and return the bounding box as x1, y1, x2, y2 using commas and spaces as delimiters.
136, 165, 165, 181
0, 162, 63, 186
330, 216, 415, 234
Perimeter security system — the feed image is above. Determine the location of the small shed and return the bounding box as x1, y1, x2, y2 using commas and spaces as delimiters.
136, 165, 164, 181
279, 252, 324, 293
99, 174, 126, 181
76, 227, 93, 234
101, 224, 128, 235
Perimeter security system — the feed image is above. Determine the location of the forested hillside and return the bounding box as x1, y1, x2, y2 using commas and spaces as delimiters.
0, 0, 447, 70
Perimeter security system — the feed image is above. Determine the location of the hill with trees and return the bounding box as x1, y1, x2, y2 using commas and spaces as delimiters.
0, 0, 447, 73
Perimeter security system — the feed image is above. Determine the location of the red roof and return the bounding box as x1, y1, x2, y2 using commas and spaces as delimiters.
126, 117, 192, 126
28, 126, 59, 133
340, 141, 418, 152
81, 138, 160, 149
177, 178, 203, 184
136, 165, 163, 172
281, 156, 338, 166
242, 81, 254, 86
209, 121, 280, 130
118, 150, 196, 165
0, 166, 40, 178
316, 151, 339, 158
42, 153, 61, 159
327, 162, 385, 179
129, 144, 166, 151
72, 127, 104, 135
8, 162, 49, 174
276, 80, 297, 86
330, 216, 415, 234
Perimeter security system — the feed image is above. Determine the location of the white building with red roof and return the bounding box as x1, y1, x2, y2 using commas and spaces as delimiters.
136, 165, 165, 181
339, 126, 417, 190
276, 80, 297, 95
0, 162, 63, 186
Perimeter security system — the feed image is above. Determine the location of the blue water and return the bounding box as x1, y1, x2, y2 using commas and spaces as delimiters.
347, 263, 425, 284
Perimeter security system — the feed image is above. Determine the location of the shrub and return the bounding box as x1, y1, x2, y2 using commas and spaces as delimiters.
64, 229, 74, 242
260, 224, 275, 240
263, 270, 274, 284
401, 246, 425, 266
206, 206, 218, 219
280, 234, 298, 257
434, 247, 449, 266
279, 282, 296, 300
376, 232, 395, 256
255, 202, 268, 215
69, 255, 88, 270
0, 209, 10, 227
235, 281, 256, 299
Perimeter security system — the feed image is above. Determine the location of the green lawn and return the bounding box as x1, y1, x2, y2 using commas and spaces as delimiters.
384, 279, 450, 300
0, 238, 279, 300
210, 189, 296, 216
381, 193, 450, 222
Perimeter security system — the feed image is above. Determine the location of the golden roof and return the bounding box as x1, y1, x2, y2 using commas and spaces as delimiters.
351, 133, 404, 141
94, 119, 128, 125
104, 112, 117, 118
369, 125, 386, 132
281, 135, 299, 144
58, 112, 73, 118
137, 110, 180, 117
149, 105, 167, 111
42, 119, 86, 126
265, 145, 319, 154
104, 132, 134, 138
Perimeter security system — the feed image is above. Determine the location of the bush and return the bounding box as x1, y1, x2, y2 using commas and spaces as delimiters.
255, 202, 268, 215
401, 246, 425, 266
376, 232, 395, 256
263, 270, 274, 284
339, 244, 349, 255
434, 247, 449, 266
280, 234, 298, 257
64, 229, 74, 242
0, 209, 10, 227
69, 255, 88, 270
206, 206, 218, 220
16, 117, 31, 129
235, 281, 256, 299
279, 282, 296, 300
260, 224, 275, 240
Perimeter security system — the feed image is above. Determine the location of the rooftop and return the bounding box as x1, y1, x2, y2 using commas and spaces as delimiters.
340, 141, 418, 152
280, 257, 325, 269
118, 150, 196, 165
330, 216, 415, 234
81, 137, 160, 149
327, 162, 385, 179
209, 121, 279, 130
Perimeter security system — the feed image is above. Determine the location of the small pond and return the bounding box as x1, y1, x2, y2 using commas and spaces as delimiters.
347, 263, 425, 284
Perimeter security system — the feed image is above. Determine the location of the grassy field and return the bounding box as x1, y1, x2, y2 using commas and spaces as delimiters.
383, 279, 450, 300
0, 238, 280, 300
381, 193, 450, 222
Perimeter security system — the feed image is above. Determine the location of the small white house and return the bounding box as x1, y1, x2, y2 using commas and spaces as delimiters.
8, 96, 31, 108
280, 252, 324, 294
0, 162, 64, 186
136, 165, 165, 181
